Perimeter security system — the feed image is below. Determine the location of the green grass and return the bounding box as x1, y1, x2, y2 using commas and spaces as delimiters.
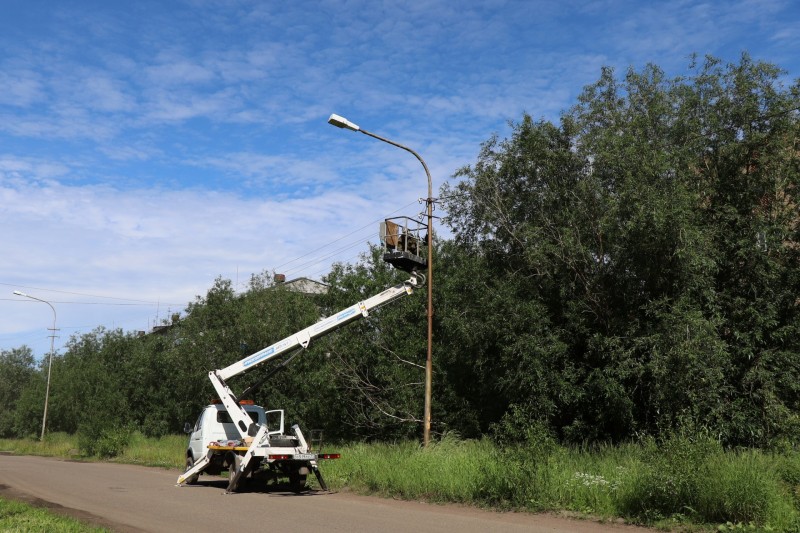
3, 432, 800, 531
108, 432, 185, 469
323, 437, 644, 515
323, 435, 800, 531
0, 432, 185, 469
0, 497, 108, 532
0, 432, 82, 458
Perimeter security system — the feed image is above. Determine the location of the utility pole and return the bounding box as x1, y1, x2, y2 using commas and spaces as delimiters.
13, 290, 59, 440
328, 114, 435, 445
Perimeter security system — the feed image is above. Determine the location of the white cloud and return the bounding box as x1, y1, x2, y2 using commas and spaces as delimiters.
0, 69, 45, 107
145, 57, 217, 87
2, 0, 799, 360
0, 152, 419, 356
81, 73, 137, 113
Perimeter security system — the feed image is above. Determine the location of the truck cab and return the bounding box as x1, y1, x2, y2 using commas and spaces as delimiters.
185, 401, 272, 478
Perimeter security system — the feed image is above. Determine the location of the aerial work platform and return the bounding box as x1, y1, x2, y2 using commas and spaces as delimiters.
380, 216, 428, 273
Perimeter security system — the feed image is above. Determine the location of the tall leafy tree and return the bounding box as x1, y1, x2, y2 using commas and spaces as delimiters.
442, 55, 799, 445
47, 328, 131, 435
0, 346, 37, 437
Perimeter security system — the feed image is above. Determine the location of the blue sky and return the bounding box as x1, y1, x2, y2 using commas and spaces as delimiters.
2, 0, 799, 359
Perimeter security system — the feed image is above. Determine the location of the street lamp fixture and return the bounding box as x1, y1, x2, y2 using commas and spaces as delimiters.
328, 113, 435, 446
327, 114, 361, 131
13, 290, 58, 441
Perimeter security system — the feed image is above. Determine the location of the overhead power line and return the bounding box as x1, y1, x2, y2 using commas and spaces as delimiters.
1, 298, 174, 306
0, 282, 181, 305
3, 201, 425, 310
274, 200, 419, 277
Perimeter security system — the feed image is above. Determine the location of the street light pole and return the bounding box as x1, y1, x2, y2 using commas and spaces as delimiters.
328, 114, 434, 446
13, 290, 58, 441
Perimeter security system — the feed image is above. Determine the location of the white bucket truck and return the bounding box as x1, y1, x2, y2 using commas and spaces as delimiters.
177, 270, 424, 493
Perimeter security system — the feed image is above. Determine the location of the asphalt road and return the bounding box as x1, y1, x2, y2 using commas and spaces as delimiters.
0, 455, 653, 532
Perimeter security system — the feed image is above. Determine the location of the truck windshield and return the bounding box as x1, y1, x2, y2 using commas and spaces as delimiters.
217, 410, 260, 424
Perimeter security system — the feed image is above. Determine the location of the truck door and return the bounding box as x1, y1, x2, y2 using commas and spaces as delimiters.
188, 410, 206, 460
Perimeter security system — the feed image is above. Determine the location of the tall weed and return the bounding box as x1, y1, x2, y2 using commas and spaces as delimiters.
696, 451, 776, 524
112, 432, 185, 468
0, 432, 79, 457
618, 432, 721, 520
554, 443, 639, 517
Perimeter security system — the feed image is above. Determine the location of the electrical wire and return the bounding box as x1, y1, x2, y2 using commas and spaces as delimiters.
0, 282, 175, 304
272, 200, 420, 280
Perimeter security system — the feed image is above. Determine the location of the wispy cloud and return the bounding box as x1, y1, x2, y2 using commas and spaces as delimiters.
1, 0, 798, 357
0, 69, 45, 107
1, 161, 396, 346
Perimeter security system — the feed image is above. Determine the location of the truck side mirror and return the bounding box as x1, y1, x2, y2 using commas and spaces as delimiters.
247, 423, 259, 437
184, 422, 193, 434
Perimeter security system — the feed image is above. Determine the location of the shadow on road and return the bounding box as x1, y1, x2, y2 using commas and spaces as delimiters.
182, 478, 332, 497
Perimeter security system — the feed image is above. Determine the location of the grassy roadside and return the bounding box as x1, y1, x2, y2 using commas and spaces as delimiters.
320, 436, 800, 532
0, 497, 107, 532
3, 432, 800, 531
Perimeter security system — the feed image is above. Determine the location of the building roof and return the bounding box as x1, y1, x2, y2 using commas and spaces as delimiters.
280, 277, 328, 295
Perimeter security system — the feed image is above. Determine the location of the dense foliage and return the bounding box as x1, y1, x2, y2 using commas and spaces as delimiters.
440, 54, 800, 446
1, 55, 797, 450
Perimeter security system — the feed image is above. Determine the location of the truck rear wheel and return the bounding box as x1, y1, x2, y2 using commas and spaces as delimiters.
184, 455, 199, 485
289, 471, 307, 492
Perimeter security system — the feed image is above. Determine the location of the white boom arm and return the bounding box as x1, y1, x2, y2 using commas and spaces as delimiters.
208, 272, 423, 439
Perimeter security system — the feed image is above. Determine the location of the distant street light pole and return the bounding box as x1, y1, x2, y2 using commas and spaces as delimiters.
13, 290, 58, 441
328, 113, 435, 446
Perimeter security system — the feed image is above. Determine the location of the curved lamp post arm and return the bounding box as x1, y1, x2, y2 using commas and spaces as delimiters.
354, 129, 433, 200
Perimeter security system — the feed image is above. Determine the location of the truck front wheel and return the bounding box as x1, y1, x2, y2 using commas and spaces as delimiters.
184, 455, 199, 485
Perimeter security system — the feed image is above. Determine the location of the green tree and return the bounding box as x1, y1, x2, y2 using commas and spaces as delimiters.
442, 54, 800, 445
12, 376, 46, 438
0, 346, 37, 437
48, 328, 130, 435
434, 240, 573, 438
319, 247, 428, 440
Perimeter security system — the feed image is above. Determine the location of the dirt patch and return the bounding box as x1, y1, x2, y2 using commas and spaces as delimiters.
0, 483, 143, 532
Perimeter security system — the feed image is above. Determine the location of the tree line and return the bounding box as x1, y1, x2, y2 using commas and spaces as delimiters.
2, 55, 798, 448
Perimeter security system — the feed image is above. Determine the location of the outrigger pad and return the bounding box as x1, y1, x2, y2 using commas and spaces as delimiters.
383, 251, 427, 273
